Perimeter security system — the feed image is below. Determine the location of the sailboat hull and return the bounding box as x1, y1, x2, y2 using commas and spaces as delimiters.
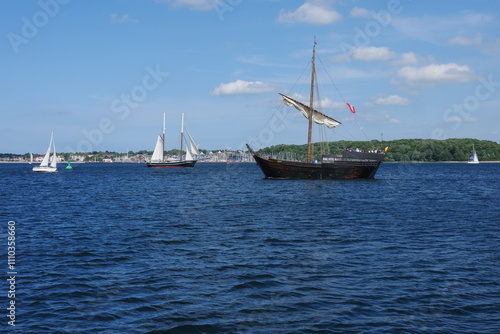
32, 166, 57, 173
146, 160, 197, 168
248, 145, 384, 180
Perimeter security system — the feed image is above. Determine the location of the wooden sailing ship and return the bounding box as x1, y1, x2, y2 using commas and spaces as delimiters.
247, 41, 386, 179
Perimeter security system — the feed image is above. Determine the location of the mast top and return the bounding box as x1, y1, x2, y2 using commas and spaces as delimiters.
162, 112, 166, 136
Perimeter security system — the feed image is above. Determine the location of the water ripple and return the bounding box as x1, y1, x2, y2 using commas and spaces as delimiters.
1, 163, 499, 333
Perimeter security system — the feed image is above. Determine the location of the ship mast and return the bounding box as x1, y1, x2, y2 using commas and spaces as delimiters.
180, 113, 184, 162
162, 112, 166, 162
307, 39, 317, 163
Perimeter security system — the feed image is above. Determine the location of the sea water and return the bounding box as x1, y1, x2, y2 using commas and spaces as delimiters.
1, 162, 498, 333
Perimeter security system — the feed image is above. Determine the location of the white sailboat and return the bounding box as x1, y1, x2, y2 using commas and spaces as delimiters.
146, 113, 198, 168
468, 145, 479, 164
33, 132, 57, 173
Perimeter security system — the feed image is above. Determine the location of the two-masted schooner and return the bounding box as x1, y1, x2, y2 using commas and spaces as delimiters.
246, 40, 386, 179
146, 113, 199, 168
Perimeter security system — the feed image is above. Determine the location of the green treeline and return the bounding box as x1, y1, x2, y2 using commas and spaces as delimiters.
259, 138, 500, 162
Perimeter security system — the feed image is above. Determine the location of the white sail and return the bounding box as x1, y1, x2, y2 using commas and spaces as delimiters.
39, 134, 53, 167
151, 135, 164, 162
187, 131, 199, 156
29, 153, 33, 164
180, 113, 197, 162
50, 139, 57, 168
146, 112, 198, 167
468, 145, 479, 164
185, 141, 194, 161
472, 151, 479, 163
280, 93, 341, 129
33, 132, 57, 172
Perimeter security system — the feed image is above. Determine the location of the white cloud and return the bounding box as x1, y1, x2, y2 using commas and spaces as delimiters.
352, 46, 396, 61
444, 116, 477, 123
110, 14, 139, 24
448, 33, 500, 55
288, 93, 343, 110
277, 1, 342, 25
448, 33, 482, 46
392, 13, 493, 45
350, 7, 371, 17
154, 0, 214, 11
390, 52, 419, 66
375, 95, 410, 106
315, 97, 343, 109
482, 38, 500, 55
212, 80, 275, 95
397, 63, 476, 85
363, 111, 400, 124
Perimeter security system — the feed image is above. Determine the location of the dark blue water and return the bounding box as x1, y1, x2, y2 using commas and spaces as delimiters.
1, 162, 499, 333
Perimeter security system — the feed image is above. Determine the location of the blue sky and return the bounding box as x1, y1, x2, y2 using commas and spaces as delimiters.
1, 0, 499, 154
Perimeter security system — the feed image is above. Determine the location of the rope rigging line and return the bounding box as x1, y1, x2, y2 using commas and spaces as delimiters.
249, 59, 313, 149
316, 53, 371, 141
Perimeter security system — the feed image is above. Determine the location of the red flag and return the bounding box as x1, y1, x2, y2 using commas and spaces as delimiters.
346, 102, 356, 114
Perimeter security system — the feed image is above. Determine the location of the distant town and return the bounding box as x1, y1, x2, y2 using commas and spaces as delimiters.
0, 149, 254, 163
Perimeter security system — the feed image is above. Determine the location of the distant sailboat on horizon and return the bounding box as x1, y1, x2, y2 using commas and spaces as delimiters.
468, 145, 479, 164
33, 132, 57, 173
146, 113, 199, 168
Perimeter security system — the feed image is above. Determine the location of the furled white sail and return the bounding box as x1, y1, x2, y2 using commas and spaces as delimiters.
151, 135, 164, 162
280, 93, 341, 128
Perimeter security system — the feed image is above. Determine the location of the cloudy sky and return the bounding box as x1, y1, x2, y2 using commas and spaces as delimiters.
1, 0, 499, 154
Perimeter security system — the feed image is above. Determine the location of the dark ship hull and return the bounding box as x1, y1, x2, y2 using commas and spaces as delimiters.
146, 160, 196, 168
247, 145, 384, 179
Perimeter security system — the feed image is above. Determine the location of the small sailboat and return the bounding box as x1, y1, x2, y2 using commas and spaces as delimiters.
468, 145, 479, 164
146, 113, 199, 168
29, 153, 33, 164
33, 132, 57, 173
246, 40, 386, 179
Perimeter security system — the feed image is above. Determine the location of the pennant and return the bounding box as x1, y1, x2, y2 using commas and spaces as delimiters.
346, 102, 356, 114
